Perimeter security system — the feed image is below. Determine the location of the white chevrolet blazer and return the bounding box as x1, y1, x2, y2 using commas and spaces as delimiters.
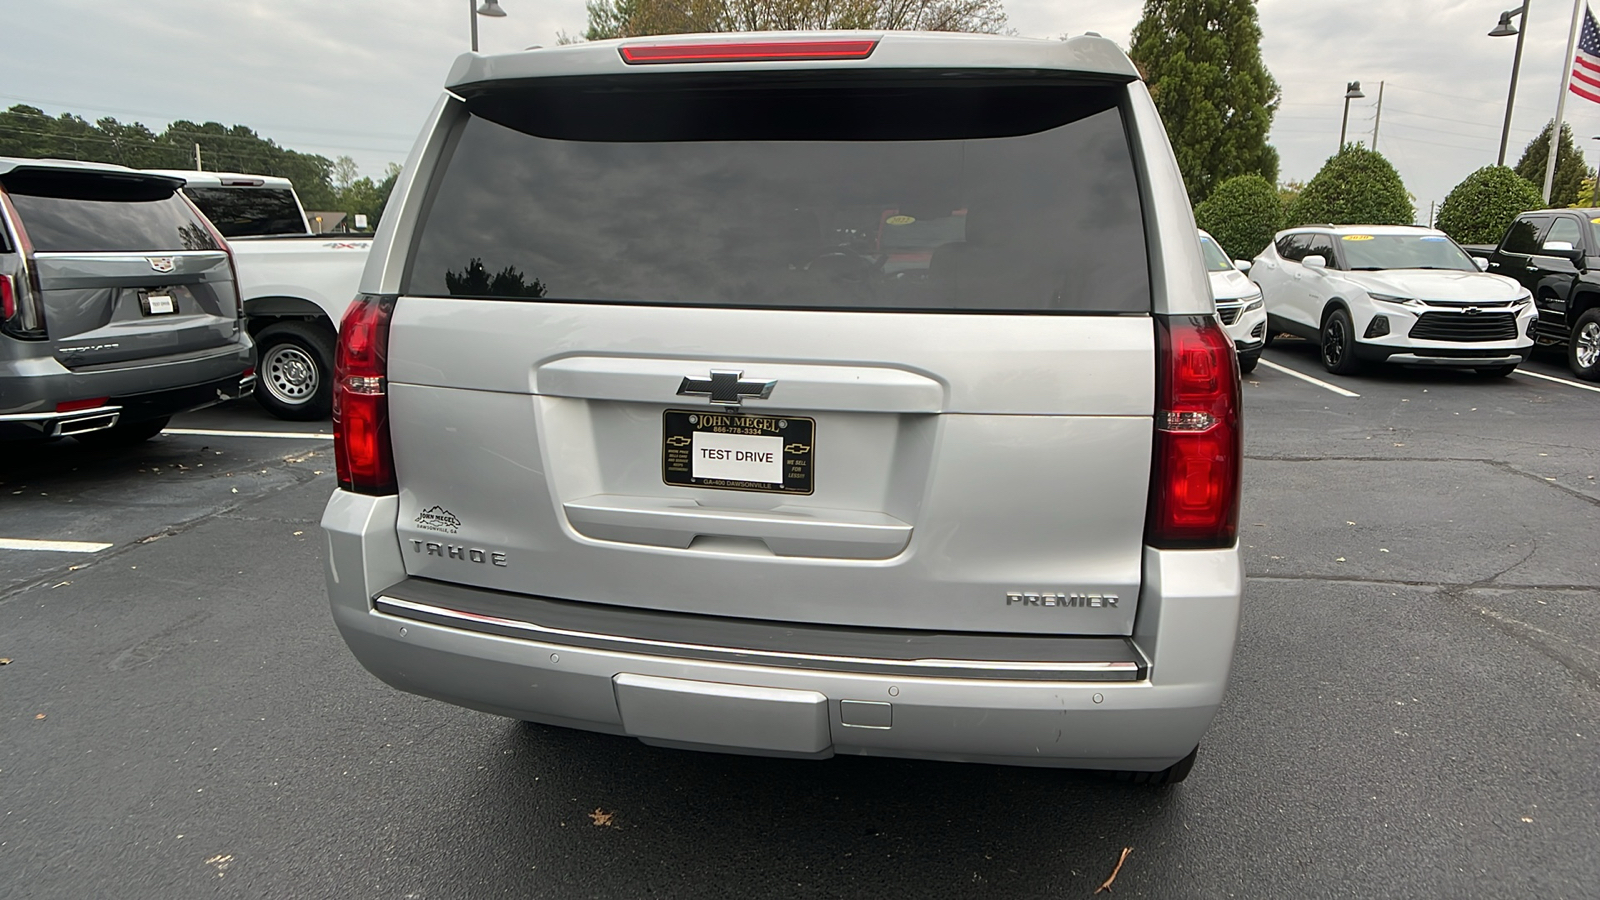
321, 31, 1244, 784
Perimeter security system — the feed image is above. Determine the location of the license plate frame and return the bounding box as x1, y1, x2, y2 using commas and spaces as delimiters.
662, 409, 814, 495
139, 289, 177, 316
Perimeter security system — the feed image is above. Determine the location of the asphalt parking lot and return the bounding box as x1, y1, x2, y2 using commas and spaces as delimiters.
1, 348, 1596, 900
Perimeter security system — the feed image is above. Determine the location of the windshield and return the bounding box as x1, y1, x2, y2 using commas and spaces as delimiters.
1198, 235, 1235, 272
185, 187, 306, 237
1339, 234, 1476, 271
405, 77, 1150, 314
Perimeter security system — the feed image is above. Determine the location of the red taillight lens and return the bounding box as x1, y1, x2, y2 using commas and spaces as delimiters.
619, 39, 879, 64
0, 274, 13, 320
333, 294, 397, 495
1146, 315, 1241, 548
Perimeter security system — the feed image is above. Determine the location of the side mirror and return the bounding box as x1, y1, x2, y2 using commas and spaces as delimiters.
1473, 257, 1490, 271
1541, 239, 1584, 261
1302, 254, 1328, 270
1233, 259, 1252, 273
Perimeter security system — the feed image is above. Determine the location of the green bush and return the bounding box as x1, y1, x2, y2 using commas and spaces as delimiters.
1286, 145, 1413, 226
1435, 166, 1546, 245
1194, 174, 1284, 260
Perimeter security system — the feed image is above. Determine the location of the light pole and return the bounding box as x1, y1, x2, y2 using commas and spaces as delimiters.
1490, 5, 1531, 167
1339, 81, 1365, 153
470, 0, 506, 52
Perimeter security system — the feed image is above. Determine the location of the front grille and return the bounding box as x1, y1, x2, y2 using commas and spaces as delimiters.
1216, 303, 1242, 325
1420, 299, 1514, 309
1407, 312, 1518, 342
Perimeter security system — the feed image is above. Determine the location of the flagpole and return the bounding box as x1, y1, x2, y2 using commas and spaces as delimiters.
1546, 0, 1586, 202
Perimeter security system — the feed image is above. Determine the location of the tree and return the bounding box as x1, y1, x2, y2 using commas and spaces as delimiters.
0, 103, 405, 225
332, 155, 360, 192
1129, 0, 1280, 204
1513, 120, 1591, 207
1194, 174, 1282, 259
583, 0, 1005, 40
1286, 145, 1412, 226
1434, 166, 1544, 245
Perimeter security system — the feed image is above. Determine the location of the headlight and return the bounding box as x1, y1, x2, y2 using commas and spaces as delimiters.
1513, 292, 1533, 308
1243, 298, 1263, 312
1369, 292, 1422, 307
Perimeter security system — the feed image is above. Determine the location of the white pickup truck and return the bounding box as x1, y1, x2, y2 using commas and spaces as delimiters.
146, 170, 370, 419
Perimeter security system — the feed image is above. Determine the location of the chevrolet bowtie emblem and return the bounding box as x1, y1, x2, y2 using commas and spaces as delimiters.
676, 370, 777, 406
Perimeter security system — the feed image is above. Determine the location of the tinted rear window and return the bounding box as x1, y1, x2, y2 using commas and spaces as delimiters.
3, 169, 218, 253
405, 75, 1150, 313
185, 187, 305, 237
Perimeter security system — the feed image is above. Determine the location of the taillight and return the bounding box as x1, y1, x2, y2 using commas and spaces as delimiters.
619, 39, 879, 64
0, 189, 47, 339
333, 294, 397, 494
1146, 315, 1241, 549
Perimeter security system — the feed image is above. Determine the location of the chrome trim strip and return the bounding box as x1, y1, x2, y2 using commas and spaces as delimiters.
373, 595, 1145, 679
1382, 353, 1524, 365
0, 404, 122, 423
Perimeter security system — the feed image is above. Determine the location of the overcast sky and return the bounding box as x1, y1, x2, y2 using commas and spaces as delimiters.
7, 0, 1600, 220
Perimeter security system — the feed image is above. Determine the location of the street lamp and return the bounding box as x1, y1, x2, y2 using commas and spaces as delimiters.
470, 0, 506, 53
1339, 81, 1365, 153
1490, 5, 1531, 167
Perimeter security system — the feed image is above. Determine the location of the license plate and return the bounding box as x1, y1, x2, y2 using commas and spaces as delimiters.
141, 292, 176, 315
663, 409, 814, 495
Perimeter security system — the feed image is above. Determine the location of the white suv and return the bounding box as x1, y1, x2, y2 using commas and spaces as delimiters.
1199, 230, 1267, 374
321, 32, 1243, 784
1252, 225, 1536, 375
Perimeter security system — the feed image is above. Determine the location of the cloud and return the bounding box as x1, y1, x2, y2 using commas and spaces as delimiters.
7, 0, 1599, 216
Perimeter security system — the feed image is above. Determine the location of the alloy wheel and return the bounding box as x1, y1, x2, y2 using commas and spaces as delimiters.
1322, 317, 1346, 368
1578, 321, 1600, 369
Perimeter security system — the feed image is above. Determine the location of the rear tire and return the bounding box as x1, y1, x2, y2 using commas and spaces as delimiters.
1237, 350, 1260, 375
254, 321, 335, 420
1112, 745, 1199, 786
1570, 309, 1600, 381
1474, 364, 1518, 378
73, 416, 169, 448
1320, 308, 1362, 375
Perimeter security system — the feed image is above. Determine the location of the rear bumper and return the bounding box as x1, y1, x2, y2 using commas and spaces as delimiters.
0, 342, 253, 439
323, 491, 1243, 771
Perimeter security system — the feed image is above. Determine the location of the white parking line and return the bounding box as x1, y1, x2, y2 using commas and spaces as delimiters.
1515, 369, 1600, 394
1256, 359, 1362, 398
0, 538, 113, 553
163, 428, 332, 440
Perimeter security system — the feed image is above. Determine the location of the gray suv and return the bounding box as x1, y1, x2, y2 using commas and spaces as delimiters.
0, 159, 254, 444
323, 32, 1243, 783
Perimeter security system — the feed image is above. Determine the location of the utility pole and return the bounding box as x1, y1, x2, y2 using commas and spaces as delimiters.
1371, 81, 1385, 149
193, 142, 202, 171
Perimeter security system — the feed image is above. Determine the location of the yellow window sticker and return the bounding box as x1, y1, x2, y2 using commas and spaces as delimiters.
885, 215, 916, 225
1341, 234, 1375, 241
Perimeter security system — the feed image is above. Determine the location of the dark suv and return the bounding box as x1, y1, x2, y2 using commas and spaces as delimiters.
0, 159, 254, 444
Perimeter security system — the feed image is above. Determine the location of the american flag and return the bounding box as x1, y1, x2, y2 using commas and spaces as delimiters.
1573, 4, 1600, 104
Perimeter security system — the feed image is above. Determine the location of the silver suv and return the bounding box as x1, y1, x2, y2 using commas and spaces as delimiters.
323, 32, 1243, 783
0, 159, 254, 444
